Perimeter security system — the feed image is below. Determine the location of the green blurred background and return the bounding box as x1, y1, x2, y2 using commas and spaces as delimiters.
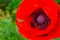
0, 0, 60, 40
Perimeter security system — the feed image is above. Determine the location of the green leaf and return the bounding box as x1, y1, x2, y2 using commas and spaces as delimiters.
55, 0, 60, 5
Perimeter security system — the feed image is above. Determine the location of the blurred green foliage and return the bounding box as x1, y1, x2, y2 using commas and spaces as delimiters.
0, 19, 27, 40
55, 0, 60, 5
7, 0, 22, 10
56, 0, 60, 3
0, 0, 27, 40
0, 0, 22, 21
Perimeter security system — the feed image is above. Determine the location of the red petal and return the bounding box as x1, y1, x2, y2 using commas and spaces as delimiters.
16, 0, 60, 40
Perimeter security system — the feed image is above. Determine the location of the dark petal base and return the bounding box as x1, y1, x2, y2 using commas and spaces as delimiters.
30, 8, 51, 30
39, 33, 48, 37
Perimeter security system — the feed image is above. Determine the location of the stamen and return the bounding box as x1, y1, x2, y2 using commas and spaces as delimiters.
30, 8, 51, 30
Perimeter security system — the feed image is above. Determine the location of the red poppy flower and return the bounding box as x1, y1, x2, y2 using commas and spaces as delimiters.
16, 0, 60, 40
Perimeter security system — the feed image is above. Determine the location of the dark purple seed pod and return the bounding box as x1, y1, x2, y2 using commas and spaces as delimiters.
30, 8, 51, 30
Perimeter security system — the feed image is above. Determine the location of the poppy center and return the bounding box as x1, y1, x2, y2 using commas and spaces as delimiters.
36, 14, 45, 24
31, 8, 51, 30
